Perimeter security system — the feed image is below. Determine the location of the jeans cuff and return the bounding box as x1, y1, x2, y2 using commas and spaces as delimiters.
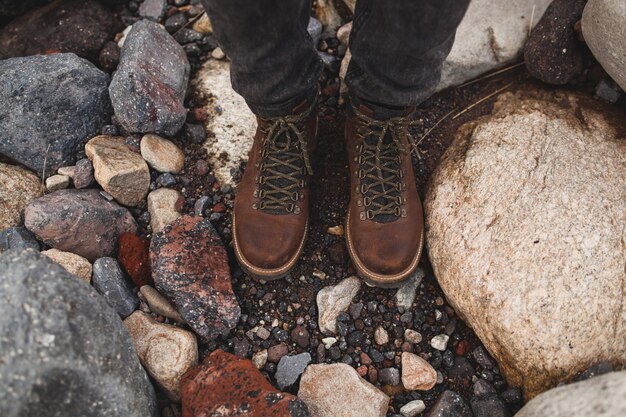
246, 85, 318, 118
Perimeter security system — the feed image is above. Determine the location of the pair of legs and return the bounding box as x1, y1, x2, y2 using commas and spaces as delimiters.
201, 0, 470, 286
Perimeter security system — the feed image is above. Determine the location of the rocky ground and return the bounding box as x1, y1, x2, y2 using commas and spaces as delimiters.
1, 1, 625, 417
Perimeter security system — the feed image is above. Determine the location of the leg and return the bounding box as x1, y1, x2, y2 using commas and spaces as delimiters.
344, 0, 469, 287
201, 0, 320, 279
346, 0, 470, 108
201, 0, 322, 117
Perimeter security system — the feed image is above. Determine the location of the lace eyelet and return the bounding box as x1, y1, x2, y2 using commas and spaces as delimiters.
366, 210, 375, 220
358, 169, 365, 179
360, 184, 368, 194
363, 197, 371, 207
394, 206, 401, 217
286, 203, 295, 213
291, 192, 299, 201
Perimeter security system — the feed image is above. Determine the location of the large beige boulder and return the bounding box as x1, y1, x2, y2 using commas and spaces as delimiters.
0, 162, 43, 229
425, 88, 625, 399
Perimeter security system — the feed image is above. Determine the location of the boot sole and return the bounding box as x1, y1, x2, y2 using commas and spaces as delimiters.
232, 213, 308, 281
345, 207, 424, 289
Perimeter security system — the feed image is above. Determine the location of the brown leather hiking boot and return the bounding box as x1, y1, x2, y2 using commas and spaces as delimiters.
233, 99, 318, 280
344, 101, 424, 288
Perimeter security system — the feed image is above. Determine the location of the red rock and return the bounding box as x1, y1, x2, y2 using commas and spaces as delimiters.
455, 340, 470, 356
181, 350, 309, 417
290, 325, 310, 348
212, 202, 226, 213
368, 367, 378, 384
357, 365, 368, 377
150, 215, 240, 341
268, 344, 289, 363
118, 232, 153, 287
360, 352, 372, 366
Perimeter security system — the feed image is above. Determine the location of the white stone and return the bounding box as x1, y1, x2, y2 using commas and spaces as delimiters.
252, 350, 268, 369
437, 0, 552, 91
425, 88, 626, 398
45, 175, 70, 192
147, 188, 182, 233
194, 59, 256, 186
322, 337, 338, 349
582, 0, 626, 91
430, 334, 449, 352
298, 363, 389, 417
515, 371, 626, 417
400, 400, 426, 417
374, 326, 389, 345
317, 276, 361, 334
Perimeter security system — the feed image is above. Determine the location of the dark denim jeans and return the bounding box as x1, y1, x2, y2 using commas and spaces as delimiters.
201, 0, 470, 117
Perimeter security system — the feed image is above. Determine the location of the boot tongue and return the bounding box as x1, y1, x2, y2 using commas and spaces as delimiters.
350, 97, 405, 223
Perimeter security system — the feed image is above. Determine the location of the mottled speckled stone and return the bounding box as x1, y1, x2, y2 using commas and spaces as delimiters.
150, 215, 240, 341
181, 349, 310, 417
109, 20, 189, 135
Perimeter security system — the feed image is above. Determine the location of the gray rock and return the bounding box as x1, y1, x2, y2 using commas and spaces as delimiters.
0, 0, 123, 62
0, 0, 46, 17
24, 189, 137, 262
276, 352, 311, 390
92, 257, 139, 318
379, 368, 400, 386
0, 250, 158, 417
473, 379, 497, 397
582, 0, 626, 91
109, 20, 190, 136
471, 395, 509, 417
308, 17, 323, 46
0, 53, 112, 178
138, 0, 167, 22
515, 370, 626, 417
395, 268, 424, 310
73, 158, 95, 189
0, 226, 39, 253
427, 390, 472, 417
595, 80, 622, 103
437, 0, 553, 91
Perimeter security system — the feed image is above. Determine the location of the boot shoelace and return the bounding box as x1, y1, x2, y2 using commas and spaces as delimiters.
354, 108, 415, 223
252, 102, 314, 215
